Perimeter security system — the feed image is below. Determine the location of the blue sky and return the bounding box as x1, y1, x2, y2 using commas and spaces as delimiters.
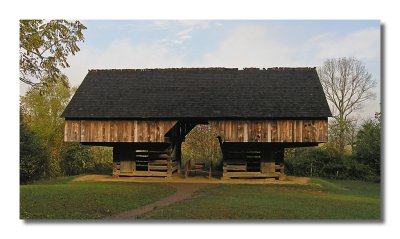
59, 20, 380, 120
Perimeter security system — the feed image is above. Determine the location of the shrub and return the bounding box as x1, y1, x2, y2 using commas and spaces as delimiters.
60, 143, 91, 176
20, 120, 49, 183
353, 119, 381, 177
285, 146, 377, 181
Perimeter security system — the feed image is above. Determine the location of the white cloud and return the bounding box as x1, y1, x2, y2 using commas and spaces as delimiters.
199, 25, 380, 69
153, 20, 216, 46
199, 25, 300, 68
63, 39, 186, 87
152, 20, 212, 31
309, 27, 380, 62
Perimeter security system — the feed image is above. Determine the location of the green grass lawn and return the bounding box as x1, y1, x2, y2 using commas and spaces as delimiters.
20, 176, 175, 219
20, 176, 381, 220
143, 178, 381, 220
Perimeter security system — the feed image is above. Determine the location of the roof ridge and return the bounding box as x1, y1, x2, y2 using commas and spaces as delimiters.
268, 67, 316, 71
88, 67, 317, 73
88, 68, 239, 72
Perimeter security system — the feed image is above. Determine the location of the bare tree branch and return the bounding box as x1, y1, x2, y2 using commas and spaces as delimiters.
318, 57, 376, 151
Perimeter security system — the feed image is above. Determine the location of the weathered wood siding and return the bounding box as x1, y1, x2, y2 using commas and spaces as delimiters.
65, 119, 328, 143
209, 119, 328, 143
64, 120, 177, 143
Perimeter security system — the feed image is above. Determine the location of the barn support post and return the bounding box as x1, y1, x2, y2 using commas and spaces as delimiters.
261, 149, 276, 176
167, 143, 174, 178
112, 144, 137, 177
175, 141, 182, 175
112, 147, 120, 177
275, 147, 286, 180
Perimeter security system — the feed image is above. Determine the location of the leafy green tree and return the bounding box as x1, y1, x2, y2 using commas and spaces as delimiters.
20, 115, 49, 183
61, 143, 92, 176
20, 76, 75, 177
89, 147, 113, 174
353, 119, 381, 176
20, 20, 86, 86
182, 124, 222, 170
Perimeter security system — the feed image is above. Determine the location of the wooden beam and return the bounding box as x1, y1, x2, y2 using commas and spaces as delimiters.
222, 172, 279, 178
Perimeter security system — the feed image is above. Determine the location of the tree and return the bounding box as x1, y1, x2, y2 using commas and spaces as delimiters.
20, 76, 76, 177
61, 143, 92, 176
182, 124, 222, 169
20, 20, 86, 87
318, 57, 376, 151
20, 115, 49, 183
353, 119, 381, 177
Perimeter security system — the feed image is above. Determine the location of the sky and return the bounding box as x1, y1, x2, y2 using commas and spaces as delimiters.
39, 20, 380, 121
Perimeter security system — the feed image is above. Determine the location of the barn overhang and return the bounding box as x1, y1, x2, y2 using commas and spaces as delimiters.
65, 118, 328, 144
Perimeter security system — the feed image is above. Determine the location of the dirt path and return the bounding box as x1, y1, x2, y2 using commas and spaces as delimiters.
75, 174, 310, 185
104, 183, 208, 220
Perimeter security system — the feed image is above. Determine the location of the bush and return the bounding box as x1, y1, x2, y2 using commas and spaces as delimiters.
285, 146, 377, 181
87, 146, 113, 174
20, 120, 49, 183
353, 119, 381, 177
60, 143, 91, 176
61, 145, 113, 175
86, 161, 113, 174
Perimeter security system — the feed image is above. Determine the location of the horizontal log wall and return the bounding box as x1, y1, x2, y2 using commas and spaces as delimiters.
221, 147, 285, 179
112, 143, 178, 177
64, 120, 177, 143
209, 119, 328, 143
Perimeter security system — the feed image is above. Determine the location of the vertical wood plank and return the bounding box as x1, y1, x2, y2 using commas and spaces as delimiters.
277, 121, 282, 142
80, 120, 88, 142
237, 121, 243, 142
243, 121, 248, 142
134, 120, 138, 142
149, 121, 155, 142
267, 121, 272, 142
232, 121, 237, 142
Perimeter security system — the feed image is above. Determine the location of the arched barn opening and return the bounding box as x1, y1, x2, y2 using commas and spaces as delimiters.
62, 67, 331, 180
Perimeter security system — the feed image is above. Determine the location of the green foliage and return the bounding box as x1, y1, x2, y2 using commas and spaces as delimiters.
353, 119, 381, 176
20, 118, 49, 183
61, 145, 113, 176
20, 77, 113, 177
182, 124, 222, 170
20, 20, 86, 86
60, 144, 92, 176
20, 77, 113, 181
285, 118, 380, 182
88, 147, 113, 174
21, 76, 75, 178
328, 118, 357, 152
285, 145, 376, 181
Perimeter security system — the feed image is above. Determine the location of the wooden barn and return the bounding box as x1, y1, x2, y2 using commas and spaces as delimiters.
62, 67, 331, 179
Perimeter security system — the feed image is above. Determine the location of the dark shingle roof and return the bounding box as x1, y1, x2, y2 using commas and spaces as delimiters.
62, 67, 331, 119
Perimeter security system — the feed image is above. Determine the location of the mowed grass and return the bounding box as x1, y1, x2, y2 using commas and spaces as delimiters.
20, 176, 175, 219
143, 178, 381, 220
